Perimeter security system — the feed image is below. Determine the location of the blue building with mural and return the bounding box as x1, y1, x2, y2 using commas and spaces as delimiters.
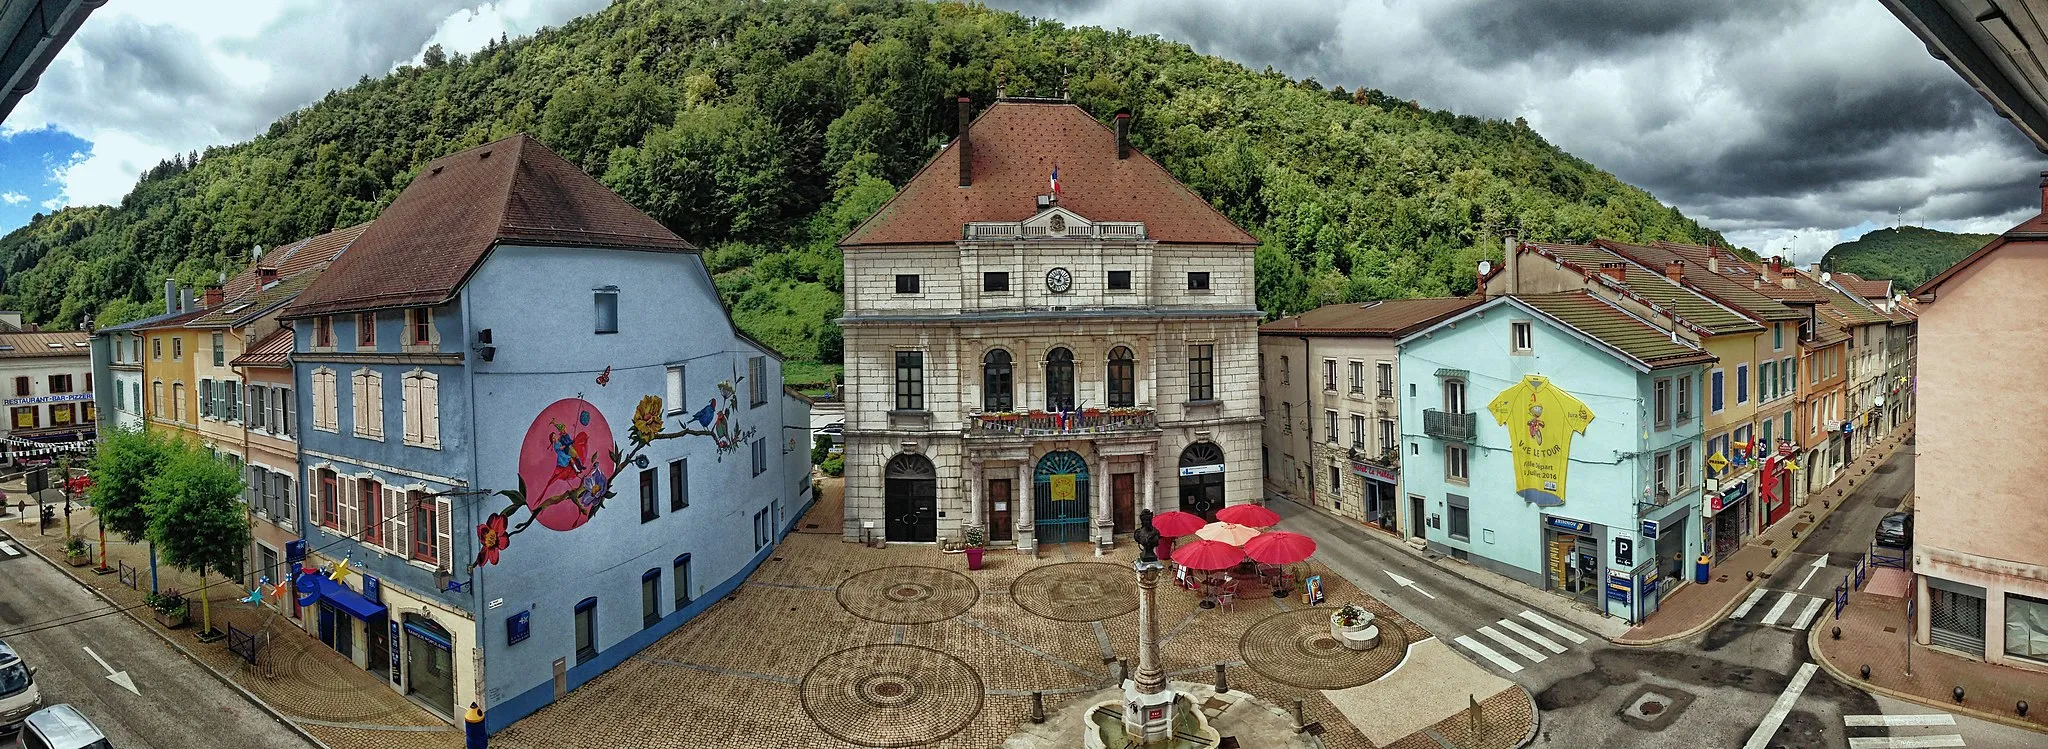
277, 134, 810, 732
1396, 291, 1708, 623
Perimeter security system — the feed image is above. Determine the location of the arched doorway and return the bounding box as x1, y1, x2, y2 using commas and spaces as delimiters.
884, 454, 937, 542
1033, 450, 1091, 544
1179, 442, 1226, 521
401, 613, 455, 719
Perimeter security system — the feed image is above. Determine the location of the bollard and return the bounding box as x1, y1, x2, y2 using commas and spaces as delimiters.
1215, 663, 1230, 693
1746, 571, 1756, 582
2020, 700, 2030, 717
1030, 691, 1045, 723
1293, 698, 1305, 730
1772, 549, 1780, 559
1954, 686, 1965, 704
464, 703, 487, 749
1832, 627, 1841, 640
1861, 665, 1871, 680
1117, 658, 1129, 684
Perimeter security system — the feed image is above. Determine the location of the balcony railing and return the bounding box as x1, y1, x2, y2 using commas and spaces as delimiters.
963, 221, 1147, 241
1422, 409, 1477, 443
966, 408, 1157, 437
1349, 445, 1400, 470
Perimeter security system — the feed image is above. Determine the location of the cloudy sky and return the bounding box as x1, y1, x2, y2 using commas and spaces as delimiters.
1, 0, 2040, 263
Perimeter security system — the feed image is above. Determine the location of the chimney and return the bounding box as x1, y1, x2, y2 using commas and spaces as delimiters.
1768, 256, 1783, 276
1114, 111, 1132, 160
1781, 274, 1797, 290
179, 287, 193, 313
1707, 249, 1719, 274
957, 96, 973, 187
1664, 261, 1684, 283
1597, 262, 1627, 283
258, 267, 279, 286
164, 279, 177, 315
1501, 230, 1519, 295
2039, 170, 2048, 211
203, 286, 223, 309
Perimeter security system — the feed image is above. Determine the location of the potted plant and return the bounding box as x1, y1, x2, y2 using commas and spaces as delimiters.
63, 536, 90, 566
146, 589, 190, 629
962, 524, 987, 570
1329, 603, 1380, 650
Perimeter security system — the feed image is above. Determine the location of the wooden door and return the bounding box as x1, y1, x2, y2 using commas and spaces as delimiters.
988, 479, 1013, 542
1112, 473, 1136, 534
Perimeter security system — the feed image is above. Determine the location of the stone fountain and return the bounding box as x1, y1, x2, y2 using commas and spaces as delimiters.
1083, 509, 1220, 748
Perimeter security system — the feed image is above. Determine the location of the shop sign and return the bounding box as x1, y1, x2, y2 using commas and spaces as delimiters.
1178, 464, 1223, 477
1351, 462, 1397, 483
1, 393, 92, 406
389, 620, 402, 684
1544, 516, 1591, 534
1776, 441, 1798, 457
1606, 570, 1632, 603
1710, 477, 1749, 515
1640, 519, 1659, 540
361, 574, 381, 603
507, 610, 531, 645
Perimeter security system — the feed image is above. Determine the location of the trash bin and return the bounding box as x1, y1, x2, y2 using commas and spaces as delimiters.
966, 547, 984, 571
465, 703, 487, 749
1694, 554, 1711, 585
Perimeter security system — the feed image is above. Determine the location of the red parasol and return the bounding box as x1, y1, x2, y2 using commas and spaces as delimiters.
1173, 539, 1247, 571
1244, 531, 1317, 565
1216, 504, 1280, 528
1151, 511, 1207, 537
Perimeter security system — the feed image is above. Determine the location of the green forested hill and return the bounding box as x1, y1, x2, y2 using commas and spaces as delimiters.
0, 0, 1727, 367
1819, 226, 1994, 290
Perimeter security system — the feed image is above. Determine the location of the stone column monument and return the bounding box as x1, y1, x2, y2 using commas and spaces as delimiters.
1123, 509, 1179, 743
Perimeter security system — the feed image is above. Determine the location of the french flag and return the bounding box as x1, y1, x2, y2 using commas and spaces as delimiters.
1050, 163, 1061, 200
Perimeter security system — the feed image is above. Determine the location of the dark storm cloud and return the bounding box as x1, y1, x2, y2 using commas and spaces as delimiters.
1425, 0, 1767, 66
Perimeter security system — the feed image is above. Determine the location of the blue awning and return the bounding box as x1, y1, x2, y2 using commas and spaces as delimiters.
324, 584, 387, 620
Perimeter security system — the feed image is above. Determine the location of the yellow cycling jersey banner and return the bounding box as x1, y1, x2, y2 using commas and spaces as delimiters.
1487, 374, 1595, 507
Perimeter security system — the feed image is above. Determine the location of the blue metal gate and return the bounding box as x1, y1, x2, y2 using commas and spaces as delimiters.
1034, 451, 1091, 545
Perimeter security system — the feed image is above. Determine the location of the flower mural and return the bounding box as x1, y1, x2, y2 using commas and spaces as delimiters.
478, 514, 510, 566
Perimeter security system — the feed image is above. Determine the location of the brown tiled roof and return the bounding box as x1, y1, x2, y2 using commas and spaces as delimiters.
230, 328, 293, 368
1828, 273, 1892, 300
1259, 297, 1482, 336
1644, 242, 1810, 320
841, 100, 1257, 248
0, 331, 91, 359
285, 134, 692, 318
221, 223, 371, 301
193, 268, 329, 328
1513, 291, 1714, 368
1525, 241, 1763, 336
133, 306, 212, 331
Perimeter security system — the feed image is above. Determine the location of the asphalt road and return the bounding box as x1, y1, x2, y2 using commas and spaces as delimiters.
0, 528, 311, 749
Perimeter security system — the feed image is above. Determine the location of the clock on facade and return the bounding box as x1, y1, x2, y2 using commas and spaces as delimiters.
1045, 267, 1073, 293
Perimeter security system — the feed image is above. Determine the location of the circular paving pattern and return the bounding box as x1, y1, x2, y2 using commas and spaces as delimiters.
800, 644, 985, 747
1009, 562, 1140, 622
1240, 607, 1410, 690
837, 566, 979, 625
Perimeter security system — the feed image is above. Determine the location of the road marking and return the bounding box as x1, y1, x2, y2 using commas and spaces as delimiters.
1495, 618, 1566, 653
83, 646, 139, 696
1384, 570, 1435, 600
1478, 625, 1546, 663
1517, 610, 1587, 644
1452, 635, 1522, 673
1846, 737, 1966, 748
1760, 591, 1800, 627
1730, 588, 1769, 619
1844, 714, 1957, 727
1792, 596, 1828, 630
1800, 553, 1830, 590
1742, 662, 1818, 749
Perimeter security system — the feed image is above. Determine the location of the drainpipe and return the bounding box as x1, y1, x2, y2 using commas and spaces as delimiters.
1300, 336, 1314, 512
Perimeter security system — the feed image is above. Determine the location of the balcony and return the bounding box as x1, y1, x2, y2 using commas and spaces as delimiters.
1348, 445, 1399, 470
964, 220, 1146, 241
966, 408, 1157, 437
1422, 409, 1477, 443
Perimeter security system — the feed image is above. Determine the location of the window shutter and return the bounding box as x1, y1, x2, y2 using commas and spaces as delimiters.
402, 376, 422, 444
435, 496, 452, 570
390, 490, 410, 557
370, 373, 385, 438
282, 388, 295, 437
421, 377, 440, 448
200, 379, 213, 418
244, 465, 260, 508
278, 474, 294, 525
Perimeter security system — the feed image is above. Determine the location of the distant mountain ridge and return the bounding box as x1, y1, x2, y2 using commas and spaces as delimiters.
1819, 226, 1994, 291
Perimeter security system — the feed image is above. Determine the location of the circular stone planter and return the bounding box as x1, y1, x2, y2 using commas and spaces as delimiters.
1329, 609, 1381, 651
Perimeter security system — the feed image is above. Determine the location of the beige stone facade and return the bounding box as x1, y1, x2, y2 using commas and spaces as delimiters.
1256, 335, 1402, 531
840, 208, 1260, 552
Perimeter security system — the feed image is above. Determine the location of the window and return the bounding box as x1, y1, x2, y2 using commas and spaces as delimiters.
1108, 270, 1132, 290
11, 376, 27, 397
411, 493, 437, 563
1653, 378, 1672, 429
1676, 375, 1693, 422
1737, 363, 1750, 403
1045, 348, 1075, 411
1351, 414, 1366, 447
1761, 417, 1774, 451
2005, 593, 2048, 661
359, 479, 383, 546
753, 507, 771, 550
49, 403, 72, 425
172, 337, 182, 360
751, 438, 767, 477
152, 381, 163, 417
84, 373, 90, 392
227, 381, 240, 422
318, 470, 339, 529
1380, 419, 1397, 454
200, 379, 216, 418
48, 374, 71, 394
1676, 444, 1692, 491
674, 554, 693, 609
1322, 359, 1337, 391
640, 569, 662, 628
1782, 412, 1793, 443
748, 356, 766, 407
408, 308, 433, 345
152, 337, 162, 360
1330, 465, 1341, 492
1282, 402, 1292, 433
982, 350, 1013, 411
573, 598, 597, 665
10, 406, 33, 429
640, 468, 658, 523
1188, 344, 1215, 402
1711, 369, 1725, 412
1349, 361, 1365, 393
895, 351, 924, 411
1511, 321, 1533, 352
1773, 323, 1783, 350
351, 369, 384, 439
172, 383, 186, 421
316, 317, 333, 347
280, 386, 295, 438
1280, 356, 1289, 385
669, 459, 688, 511
313, 369, 337, 432
1783, 357, 1796, 394
1446, 444, 1469, 481
1653, 451, 1671, 498
115, 381, 126, 412
1443, 379, 1467, 414
356, 313, 376, 347
665, 366, 685, 414
594, 287, 619, 334
1106, 346, 1135, 407
982, 272, 1009, 292
895, 274, 920, 294
1758, 362, 1776, 401
1324, 410, 1337, 443
1448, 500, 1470, 541
1187, 272, 1210, 290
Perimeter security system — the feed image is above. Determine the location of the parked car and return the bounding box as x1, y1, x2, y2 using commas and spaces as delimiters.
0, 639, 42, 733
818, 422, 844, 444
1876, 511, 1913, 549
18, 704, 109, 749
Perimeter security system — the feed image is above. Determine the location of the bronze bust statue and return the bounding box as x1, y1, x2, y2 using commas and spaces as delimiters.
1135, 509, 1161, 563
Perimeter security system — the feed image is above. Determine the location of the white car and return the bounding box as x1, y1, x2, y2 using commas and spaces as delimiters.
0, 639, 41, 733
19, 705, 111, 749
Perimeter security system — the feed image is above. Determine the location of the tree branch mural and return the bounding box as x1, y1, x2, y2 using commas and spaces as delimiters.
468, 378, 758, 572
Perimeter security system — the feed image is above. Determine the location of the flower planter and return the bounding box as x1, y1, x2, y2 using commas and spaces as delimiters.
1329, 608, 1380, 651
156, 610, 188, 629
965, 547, 984, 570
65, 552, 91, 567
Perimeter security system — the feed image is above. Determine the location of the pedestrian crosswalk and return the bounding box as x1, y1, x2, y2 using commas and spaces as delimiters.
1728, 588, 1829, 630
1450, 610, 1589, 674
1843, 712, 1965, 748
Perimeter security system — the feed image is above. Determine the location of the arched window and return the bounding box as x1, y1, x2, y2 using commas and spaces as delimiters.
1045, 348, 1075, 412
983, 350, 1014, 411
1106, 346, 1135, 408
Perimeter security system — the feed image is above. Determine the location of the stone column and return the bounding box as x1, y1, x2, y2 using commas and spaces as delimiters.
1143, 451, 1157, 513
969, 458, 984, 528
1016, 462, 1035, 556
1123, 553, 1176, 742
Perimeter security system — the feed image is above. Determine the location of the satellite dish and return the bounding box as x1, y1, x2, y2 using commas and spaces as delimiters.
1819, 272, 1832, 283
1477, 260, 1493, 276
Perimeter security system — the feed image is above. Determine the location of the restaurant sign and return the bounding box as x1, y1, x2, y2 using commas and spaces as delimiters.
2, 392, 91, 406
1351, 462, 1397, 483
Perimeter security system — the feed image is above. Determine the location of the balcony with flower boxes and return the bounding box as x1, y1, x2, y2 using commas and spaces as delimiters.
965, 408, 1159, 438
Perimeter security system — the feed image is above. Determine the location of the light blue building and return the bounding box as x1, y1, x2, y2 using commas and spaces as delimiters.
1396, 291, 1709, 623
277, 134, 811, 732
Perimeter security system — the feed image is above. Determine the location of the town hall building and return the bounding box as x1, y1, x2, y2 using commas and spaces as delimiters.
837, 97, 1262, 553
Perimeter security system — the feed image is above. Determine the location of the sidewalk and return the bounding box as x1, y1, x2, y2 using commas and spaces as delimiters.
1614, 419, 1916, 646
1, 498, 462, 749
1813, 585, 2048, 734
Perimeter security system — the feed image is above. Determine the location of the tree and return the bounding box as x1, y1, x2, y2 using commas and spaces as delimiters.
86, 426, 171, 583
144, 441, 249, 637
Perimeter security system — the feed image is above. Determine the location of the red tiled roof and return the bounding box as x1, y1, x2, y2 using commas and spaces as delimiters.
1260, 297, 1481, 336
284, 134, 692, 318
230, 328, 294, 368
1831, 274, 1892, 300
841, 100, 1257, 248
221, 222, 371, 301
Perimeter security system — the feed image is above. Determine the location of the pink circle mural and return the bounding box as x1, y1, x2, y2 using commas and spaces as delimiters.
516, 397, 618, 532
